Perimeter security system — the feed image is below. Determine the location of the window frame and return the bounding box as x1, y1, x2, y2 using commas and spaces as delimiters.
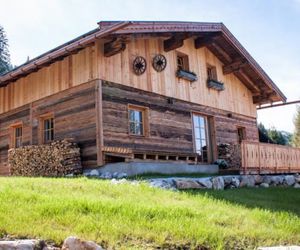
206, 64, 218, 81
176, 51, 189, 71
128, 104, 149, 137
39, 113, 55, 144
10, 122, 23, 149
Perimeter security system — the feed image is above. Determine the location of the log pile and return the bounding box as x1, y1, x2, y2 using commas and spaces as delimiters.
217, 143, 241, 169
8, 138, 82, 176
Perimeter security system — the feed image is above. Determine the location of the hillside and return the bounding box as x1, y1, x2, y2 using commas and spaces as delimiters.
0, 177, 299, 249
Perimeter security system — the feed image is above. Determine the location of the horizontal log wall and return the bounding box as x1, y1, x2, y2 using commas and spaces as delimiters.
102, 81, 258, 161
0, 81, 98, 175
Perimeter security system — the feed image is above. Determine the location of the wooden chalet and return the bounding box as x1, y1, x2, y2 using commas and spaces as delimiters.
0, 21, 291, 175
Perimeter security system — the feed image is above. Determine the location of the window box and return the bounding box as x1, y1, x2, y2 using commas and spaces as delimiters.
176, 69, 198, 82
207, 79, 225, 91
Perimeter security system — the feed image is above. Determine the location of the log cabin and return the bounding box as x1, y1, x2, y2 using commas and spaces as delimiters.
0, 21, 287, 175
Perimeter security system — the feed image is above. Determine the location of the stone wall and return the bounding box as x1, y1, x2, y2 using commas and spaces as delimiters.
8, 139, 82, 176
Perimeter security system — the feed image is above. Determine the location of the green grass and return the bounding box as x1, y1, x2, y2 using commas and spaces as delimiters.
0, 177, 299, 249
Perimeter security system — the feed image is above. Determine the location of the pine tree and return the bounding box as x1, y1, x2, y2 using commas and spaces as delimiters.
0, 25, 12, 75
292, 105, 300, 147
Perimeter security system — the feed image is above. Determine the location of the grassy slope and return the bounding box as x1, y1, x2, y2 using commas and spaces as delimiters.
0, 177, 299, 249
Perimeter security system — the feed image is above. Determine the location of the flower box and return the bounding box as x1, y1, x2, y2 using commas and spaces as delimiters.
176, 69, 198, 82
207, 79, 225, 91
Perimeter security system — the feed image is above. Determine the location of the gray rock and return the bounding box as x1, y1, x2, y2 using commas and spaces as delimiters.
284, 175, 295, 186
197, 178, 213, 189
62, 236, 103, 250
240, 175, 255, 187
260, 183, 269, 188
112, 172, 119, 179
254, 175, 263, 185
100, 172, 112, 179
0, 239, 45, 250
294, 183, 300, 189
116, 172, 128, 179
294, 174, 300, 183
231, 177, 240, 188
85, 169, 99, 177
212, 177, 224, 190
223, 176, 233, 185
149, 180, 174, 189
262, 175, 272, 184
271, 175, 284, 186
174, 179, 202, 189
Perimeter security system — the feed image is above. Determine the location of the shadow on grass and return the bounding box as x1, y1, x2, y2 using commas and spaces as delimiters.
182, 187, 300, 217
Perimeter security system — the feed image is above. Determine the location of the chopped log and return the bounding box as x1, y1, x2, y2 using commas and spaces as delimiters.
8, 138, 82, 177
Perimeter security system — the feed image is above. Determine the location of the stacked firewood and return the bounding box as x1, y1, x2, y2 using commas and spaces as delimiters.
217, 143, 241, 169
8, 138, 82, 176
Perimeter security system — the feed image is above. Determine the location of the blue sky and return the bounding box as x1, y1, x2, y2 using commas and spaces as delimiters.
1, 0, 300, 132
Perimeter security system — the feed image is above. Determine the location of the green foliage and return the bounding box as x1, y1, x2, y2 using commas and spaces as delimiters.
293, 105, 300, 147
258, 122, 292, 145
0, 177, 299, 249
0, 25, 12, 75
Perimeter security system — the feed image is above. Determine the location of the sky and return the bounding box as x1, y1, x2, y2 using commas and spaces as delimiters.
1, 0, 300, 132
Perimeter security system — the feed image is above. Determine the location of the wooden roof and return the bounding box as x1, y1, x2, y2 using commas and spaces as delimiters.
0, 21, 286, 105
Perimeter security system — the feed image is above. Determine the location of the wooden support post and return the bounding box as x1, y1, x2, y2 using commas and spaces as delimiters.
258, 142, 261, 174
95, 79, 104, 166
29, 102, 33, 145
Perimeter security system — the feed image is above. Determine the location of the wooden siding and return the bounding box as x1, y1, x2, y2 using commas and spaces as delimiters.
241, 141, 300, 174
0, 81, 98, 174
1, 37, 256, 118
0, 46, 96, 114
102, 81, 258, 161
98, 38, 257, 117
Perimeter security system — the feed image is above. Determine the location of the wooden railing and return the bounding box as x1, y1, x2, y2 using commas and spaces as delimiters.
241, 141, 300, 174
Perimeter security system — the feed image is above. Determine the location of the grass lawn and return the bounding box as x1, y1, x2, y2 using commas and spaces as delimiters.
0, 177, 299, 249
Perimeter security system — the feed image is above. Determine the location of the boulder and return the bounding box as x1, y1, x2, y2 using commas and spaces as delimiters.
223, 176, 233, 186
116, 172, 128, 179
270, 175, 284, 186
174, 179, 202, 189
197, 178, 213, 189
100, 172, 112, 179
84, 169, 99, 177
62, 236, 103, 250
231, 177, 240, 188
212, 177, 224, 190
262, 175, 272, 185
254, 175, 263, 185
294, 183, 300, 189
0, 239, 45, 250
260, 183, 269, 188
149, 179, 174, 189
284, 175, 295, 186
240, 175, 255, 187
294, 174, 300, 183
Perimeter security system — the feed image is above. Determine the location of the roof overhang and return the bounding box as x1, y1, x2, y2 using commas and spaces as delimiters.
0, 21, 286, 105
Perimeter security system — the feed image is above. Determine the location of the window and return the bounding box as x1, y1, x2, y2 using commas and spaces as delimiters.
128, 105, 148, 136
41, 114, 54, 143
177, 52, 189, 71
10, 124, 23, 148
192, 114, 209, 162
207, 64, 217, 81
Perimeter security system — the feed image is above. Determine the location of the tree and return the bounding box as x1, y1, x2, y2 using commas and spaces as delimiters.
267, 127, 287, 145
292, 105, 300, 147
258, 122, 292, 145
0, 25, 12, 75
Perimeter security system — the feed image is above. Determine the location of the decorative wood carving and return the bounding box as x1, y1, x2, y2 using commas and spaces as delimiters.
164, 35, 184, 52
104, 38, 126, 57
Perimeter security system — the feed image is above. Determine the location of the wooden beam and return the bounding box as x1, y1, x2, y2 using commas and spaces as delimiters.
210, 42, 232, 63
104, 38, 126, 57
257, 100, 300, 110
223, 58, 248, 75
235, 70, 260, 93
95, 79, 104, 166
163, 35, 185, 52
253, 91, 276, 104
194, 36, 214, 49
